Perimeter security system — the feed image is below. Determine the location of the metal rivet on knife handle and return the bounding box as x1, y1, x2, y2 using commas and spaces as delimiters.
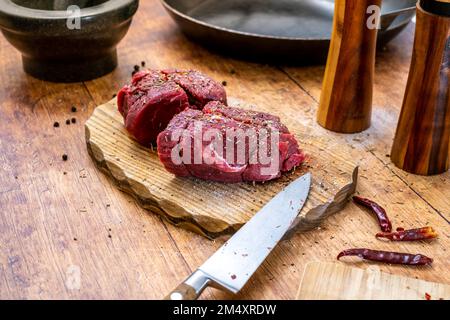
164, 270, 211, 300
164, 283, 198, 301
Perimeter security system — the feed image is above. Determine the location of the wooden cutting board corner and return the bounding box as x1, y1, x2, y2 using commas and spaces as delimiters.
297, 262, 450, 300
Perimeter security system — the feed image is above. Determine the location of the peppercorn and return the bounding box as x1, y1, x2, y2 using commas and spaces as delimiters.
53, 122, 60, 128
62, 154, 68, 161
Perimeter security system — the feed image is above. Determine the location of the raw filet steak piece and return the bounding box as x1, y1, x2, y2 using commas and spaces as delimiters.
157, 101, 305, 183
117, 69, 227, 146
163, 69, 227, 108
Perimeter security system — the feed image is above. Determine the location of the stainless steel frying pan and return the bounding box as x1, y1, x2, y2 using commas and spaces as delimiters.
161, 0, 416, 64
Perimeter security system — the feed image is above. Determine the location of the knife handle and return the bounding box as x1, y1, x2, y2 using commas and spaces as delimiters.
165, 270, 211, 300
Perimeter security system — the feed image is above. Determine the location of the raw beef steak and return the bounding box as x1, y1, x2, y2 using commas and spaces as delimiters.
163, 69, 227, 108
157, 101, 305, 183
117, 69, 227, 146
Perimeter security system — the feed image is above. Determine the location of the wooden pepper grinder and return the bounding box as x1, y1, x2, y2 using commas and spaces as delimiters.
317, 0, 382, 133
391, 0, 450, 175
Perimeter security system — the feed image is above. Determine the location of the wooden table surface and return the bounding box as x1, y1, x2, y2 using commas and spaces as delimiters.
0, 0, 448, 300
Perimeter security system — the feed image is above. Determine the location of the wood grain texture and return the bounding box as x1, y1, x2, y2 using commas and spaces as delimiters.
318, 0, 382, 133
391, 4, 450, 175
85, 98, 358, 239
0, 0, 449, 300
297, 262, 450, 300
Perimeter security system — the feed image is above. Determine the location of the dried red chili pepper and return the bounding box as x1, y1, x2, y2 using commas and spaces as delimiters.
353, 196, 392, 232
337, 248, 433, 266
376, 227, 438, 241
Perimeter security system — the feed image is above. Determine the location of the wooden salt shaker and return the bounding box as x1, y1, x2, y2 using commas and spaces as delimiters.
391, 0, 450, 175
317, 0, 382, 133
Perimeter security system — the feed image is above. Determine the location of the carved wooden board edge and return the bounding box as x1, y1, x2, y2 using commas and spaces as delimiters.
85, 134, 236, 239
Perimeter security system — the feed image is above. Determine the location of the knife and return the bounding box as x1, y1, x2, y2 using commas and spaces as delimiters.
165, 173, 311, 300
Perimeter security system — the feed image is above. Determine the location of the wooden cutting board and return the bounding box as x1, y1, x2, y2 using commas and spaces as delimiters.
297, 262, 450, 300
85, 98, 358, 239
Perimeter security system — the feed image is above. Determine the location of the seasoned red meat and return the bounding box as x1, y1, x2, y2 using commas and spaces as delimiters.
117, 69, 226, 146
157, 101, 305, 183
163, 69, 227, 108
117, 70, 189, 146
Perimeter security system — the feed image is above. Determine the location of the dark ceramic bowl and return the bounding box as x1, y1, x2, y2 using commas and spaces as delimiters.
0, 0, 139, 82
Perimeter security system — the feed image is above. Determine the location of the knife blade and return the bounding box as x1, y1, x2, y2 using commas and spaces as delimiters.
165, 173, 311, 300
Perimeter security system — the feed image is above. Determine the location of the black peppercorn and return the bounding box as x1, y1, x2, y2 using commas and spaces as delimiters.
53, 122, 60, 128
62, 154, 68, 161
71, 106, 77, 112
71, 118, 76, 124
66, 119, 71, 125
